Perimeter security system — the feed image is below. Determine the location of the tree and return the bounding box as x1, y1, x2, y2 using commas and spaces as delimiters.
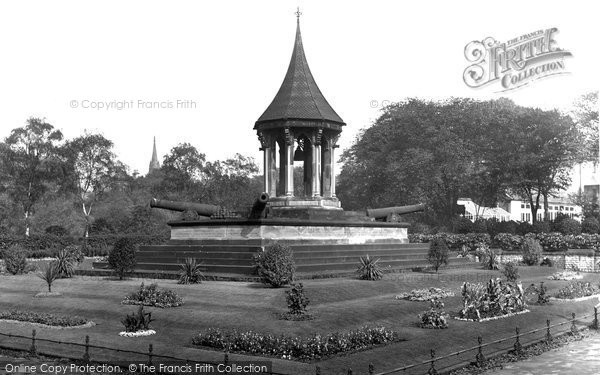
0, 118, 63, 236
572, 91, 599, 164
62, 132, 124, 237
160, 142, 207, 200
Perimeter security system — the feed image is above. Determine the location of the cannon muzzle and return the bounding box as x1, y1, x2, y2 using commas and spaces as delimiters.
366, 204, 425, 221
248, 192, 270, 219
150, 198, 221, 217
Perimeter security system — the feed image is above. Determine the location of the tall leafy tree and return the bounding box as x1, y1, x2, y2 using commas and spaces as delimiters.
572, 91, 599, 164
62, 132, 124, 237
0, 118, 63, 236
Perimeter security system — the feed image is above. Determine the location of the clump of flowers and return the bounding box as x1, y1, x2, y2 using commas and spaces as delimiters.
418, 298, 448, 329
459, 278, 526, 321
122, 283, 183, 308
554, 281, 600, 300
548, 270, 583, 281
395, 287, 455, 301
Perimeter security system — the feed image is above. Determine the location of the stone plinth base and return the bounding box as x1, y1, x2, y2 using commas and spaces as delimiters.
169, 219, 408, 245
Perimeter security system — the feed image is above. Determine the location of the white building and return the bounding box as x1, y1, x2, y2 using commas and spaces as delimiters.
457, 197, 582, 223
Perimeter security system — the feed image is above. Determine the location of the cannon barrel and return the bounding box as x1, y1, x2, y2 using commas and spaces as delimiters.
366, 203, 425, 219
248, 192, 270, 219
150, 198, 220, 217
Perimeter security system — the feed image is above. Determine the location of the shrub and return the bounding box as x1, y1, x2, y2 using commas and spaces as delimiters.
286, 283, 310, 316
540, 257, 554, 267
556, 218, 582, 236
525, 282, 550, 305
516, 221, 533, 236
582, 217, 600, 234
108, 237, 137, 280
472, 219, 488, 234
54, 249, 75, 278
459, 278, 525, 321
122, 282, 183, 308
0, 310, 87, 327
501, 262, 519, 282
121, 305, 154, 332
555, 281, 600, 299
356, 254, 384, 280
396, 287, 455, 301
63, 244, 84, 263
427, 238, 449, 272
418, 299, 448, 329
37, 262, 60, 292
3, 245, 28, 275
454, 217, 474, 234
44, 225, 69, 237
493, 233, 523, 251
521, 237, 542, 266
532, 220, 551, 234
254, 243, 295, 288
178, 258, 204, 284
192, 326, 400, 361
476, 243, 499, 270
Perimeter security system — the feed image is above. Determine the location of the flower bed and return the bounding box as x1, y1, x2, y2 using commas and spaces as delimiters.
454, 309, 530, 322
122, 283, 183, 308
554, 281, 600, 300
395, 287, 455, 301
119, 329, 156, 337
459, 279, 526, 321
0, 310, 89, 327
548, 271, 583, 281
192, 326, 401, 361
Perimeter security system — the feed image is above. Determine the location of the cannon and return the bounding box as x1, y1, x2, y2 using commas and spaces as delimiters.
366, 203, 425, 222
248, 192, 270, 219
150, 198, 221, 217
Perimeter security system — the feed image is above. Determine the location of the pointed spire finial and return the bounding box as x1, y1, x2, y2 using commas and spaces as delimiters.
295, 7, 302, 22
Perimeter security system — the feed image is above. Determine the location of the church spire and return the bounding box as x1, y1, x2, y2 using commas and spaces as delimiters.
148, 136, 160, 174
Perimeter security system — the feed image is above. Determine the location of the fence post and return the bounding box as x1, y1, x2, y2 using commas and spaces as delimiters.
315, 365, 321, 375
368, 363, 374, 375
513, 327, 522, 356
29, 329, 37, 356
83, 335, 91, 362
594, 307, 599, 330
475, 336, 485, 367
427, 349, 438, 375
147, 344, 153, 366
347, 369, 353, 375
546, 320, 552, 343
571, 313, 578, 335
224, 352, 229, 365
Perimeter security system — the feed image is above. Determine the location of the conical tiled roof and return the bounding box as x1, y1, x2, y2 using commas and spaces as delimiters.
255, 19, 345, 128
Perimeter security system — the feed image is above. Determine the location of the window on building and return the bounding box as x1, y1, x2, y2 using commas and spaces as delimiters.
521, 204, 525, 209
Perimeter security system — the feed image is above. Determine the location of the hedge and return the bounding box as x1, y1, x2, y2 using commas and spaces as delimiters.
0, 234, 169, 258
408, 232, 600, 252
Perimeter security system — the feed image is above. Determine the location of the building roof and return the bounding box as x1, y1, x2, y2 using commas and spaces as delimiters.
255, 19, 345, 128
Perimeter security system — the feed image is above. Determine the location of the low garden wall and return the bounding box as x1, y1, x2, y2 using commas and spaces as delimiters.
497, 249, 598, 272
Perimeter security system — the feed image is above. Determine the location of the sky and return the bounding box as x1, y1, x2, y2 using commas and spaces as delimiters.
0, 0, 598, 191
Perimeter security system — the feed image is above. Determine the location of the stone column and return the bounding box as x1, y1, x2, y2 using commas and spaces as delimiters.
311, 130, 322, 197
278, 142, 285, 196
284, 129, 294, 196
263, 147, 270, 193
322, 143, 332, 197
268, 141, 277, 196
330, 146, 336, 197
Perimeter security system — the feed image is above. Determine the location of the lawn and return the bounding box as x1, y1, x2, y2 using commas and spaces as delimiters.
0, 264, 599, 375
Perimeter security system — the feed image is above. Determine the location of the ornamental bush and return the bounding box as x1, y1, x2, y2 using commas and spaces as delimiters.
108, 237, 137, 280
476, 243, 499, 270
418, 299, 449, 329
521, 237, 542, 266
192, 326, 400, 361
501, 262, 519, 282
254, 243, 295, 287
286, 283, 310, 316
395, 287, 455, 301
532, 220, 551, 234
582, 217, 600, 234
556, 218, 582, 236
427, 238, 449, 272
2, 245, 28, 275
356, 254, 384, 280
121, 305, 154, 332
122, 282, 183, 308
